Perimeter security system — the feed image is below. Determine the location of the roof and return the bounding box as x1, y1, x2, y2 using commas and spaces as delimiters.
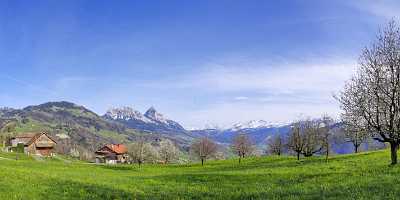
13, 133, 37, 139
97, 144, 128, 154
12, 132, 57, 146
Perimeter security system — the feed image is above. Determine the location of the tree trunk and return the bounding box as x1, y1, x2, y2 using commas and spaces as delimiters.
354, 144, 359, 154
238, 156, 241, 164
390, 142, 398, 165
201, 158, 204, 166
325, 150, 329, 162
297, 152, 300, 160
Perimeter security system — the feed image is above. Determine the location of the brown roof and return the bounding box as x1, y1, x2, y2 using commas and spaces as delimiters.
99, 144, 128, 154
13, 133, 37, 138
12, 132, 57, 146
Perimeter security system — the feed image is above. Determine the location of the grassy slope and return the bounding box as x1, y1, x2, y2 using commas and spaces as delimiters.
0, 150, 400, 200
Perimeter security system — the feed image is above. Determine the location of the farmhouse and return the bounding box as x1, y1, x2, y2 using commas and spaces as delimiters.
95, 144, 128, 164
10, 132, 57, 156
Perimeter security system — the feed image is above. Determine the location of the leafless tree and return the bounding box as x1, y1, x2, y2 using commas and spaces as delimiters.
231, 134, 254, 163
190, 137, 218, 166
301, 120, 323, 158
267, 134, 284, 156
288, 120, 323, 160
159, 139, 179, 164
341, 114, 369, 153
287, 122, 305, 160
319, 115, 334, 162
336, 21, 400, 164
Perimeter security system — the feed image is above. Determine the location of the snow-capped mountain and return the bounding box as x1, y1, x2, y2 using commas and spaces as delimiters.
103, 106, 187, 135
191, 120, 292, 145
230, 120, 288, 131
144, 107, 168, 124
105, 106, 152, 123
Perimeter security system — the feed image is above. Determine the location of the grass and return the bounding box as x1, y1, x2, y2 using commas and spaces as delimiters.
0, 150, 400, 199
96, 129, 129, 142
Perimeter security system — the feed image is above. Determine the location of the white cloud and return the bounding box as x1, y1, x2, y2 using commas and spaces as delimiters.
163, 57, 358, 127
234, 96, 249, 101
348, 0, 400, 20
180, 100, 342, 128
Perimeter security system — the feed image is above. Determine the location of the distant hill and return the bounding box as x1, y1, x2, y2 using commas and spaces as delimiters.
0, 102, 192, 157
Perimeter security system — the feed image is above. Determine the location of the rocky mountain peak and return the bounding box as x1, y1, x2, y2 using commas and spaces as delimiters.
144, 107, 167, 123
105, 106, 150, 122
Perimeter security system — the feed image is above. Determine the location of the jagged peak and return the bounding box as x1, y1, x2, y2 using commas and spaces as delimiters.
144, 106, 167, 123
105, 106, 151, 122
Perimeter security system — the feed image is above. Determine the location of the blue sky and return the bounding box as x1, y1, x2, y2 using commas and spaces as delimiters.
0, 0, 399, 128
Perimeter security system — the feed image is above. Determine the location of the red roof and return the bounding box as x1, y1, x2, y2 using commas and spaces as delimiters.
105, 144, 128, 154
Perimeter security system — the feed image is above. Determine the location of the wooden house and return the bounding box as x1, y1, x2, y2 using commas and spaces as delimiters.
95, 144, 128, 164
10, 132, 57, 156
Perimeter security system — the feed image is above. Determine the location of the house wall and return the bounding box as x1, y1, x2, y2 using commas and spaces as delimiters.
28, 134, 56, 156
35, 134, 56, 148
26, 143, 36, 155
11, 138, 27, 147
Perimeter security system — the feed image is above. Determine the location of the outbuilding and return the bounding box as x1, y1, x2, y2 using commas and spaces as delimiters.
10, 132, 57, 156
95, 144, 128, 164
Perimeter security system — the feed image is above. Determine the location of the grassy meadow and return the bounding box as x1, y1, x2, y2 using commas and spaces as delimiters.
0, 150, 400, 199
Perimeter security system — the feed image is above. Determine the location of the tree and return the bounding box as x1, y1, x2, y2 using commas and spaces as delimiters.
301, 120, 323, 158
287, 122, 305, 160
319, 115, 334, 162
231, 134, 254, 164
336, 21, 400, 164
267, 134, 284, 156
190, 138, 218, 166
341, 114, 369, 153
159, 139, 179, 164
288, 120, 323, 160
128, 138, 159, 167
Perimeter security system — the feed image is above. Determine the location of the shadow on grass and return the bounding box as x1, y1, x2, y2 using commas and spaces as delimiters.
123, 171, 379, 200
184, 157, 327, 174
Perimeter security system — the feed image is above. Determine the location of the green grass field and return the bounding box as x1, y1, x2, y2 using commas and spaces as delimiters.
0, 150, 399, 200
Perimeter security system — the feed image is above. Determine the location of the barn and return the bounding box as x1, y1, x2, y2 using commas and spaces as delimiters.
10, 132, 57, 156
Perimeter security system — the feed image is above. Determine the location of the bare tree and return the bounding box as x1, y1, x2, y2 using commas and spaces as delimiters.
288, 120, 323, 160
341, 114, 369, 153
287, 122, 305, 160
231, 134, 254, 164
301, 120, 323, 157
267, 134, 284, 156
319, 115, 334, 162
190, 138, 218, 166
159, 139, 179, 164
336, 21, 400, 164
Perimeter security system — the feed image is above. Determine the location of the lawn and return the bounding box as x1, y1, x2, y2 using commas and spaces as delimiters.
0, 150, 399, 199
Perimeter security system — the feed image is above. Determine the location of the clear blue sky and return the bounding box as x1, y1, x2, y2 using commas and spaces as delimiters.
0, 0, 398, 128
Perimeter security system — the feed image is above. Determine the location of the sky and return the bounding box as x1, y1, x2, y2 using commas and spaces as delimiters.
0, 0, 399, 129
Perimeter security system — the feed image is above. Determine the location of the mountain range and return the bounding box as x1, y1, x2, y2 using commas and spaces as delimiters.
0, 102, 194, 157
0, 101, 378, 157
103, 106, 187, 135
